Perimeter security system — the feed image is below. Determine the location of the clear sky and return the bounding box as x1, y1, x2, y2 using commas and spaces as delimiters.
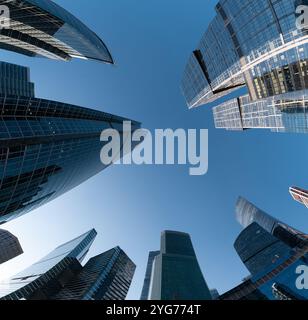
0, 0, 308, 300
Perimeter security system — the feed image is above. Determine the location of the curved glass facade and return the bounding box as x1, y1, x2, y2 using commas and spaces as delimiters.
1, 0, 113, 63
182, 0, 308, 123
0, 94, 140, 225
0, 62, 140, 225
235, 197, 307, 248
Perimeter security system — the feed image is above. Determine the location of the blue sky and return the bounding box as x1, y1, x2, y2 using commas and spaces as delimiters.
1, 0, 308, 300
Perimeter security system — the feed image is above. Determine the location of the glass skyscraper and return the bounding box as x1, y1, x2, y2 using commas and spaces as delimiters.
222, 197, 308, 300
234, 222, 291, 276
0, 0, 113, 63
236, 196, 307, 249
182, 0, 308, 134
148, 231, 212, 300
0, 229, 23, 264
0, 62, 140, 225
140, 251, 160, 300
54, 247, 136, 300
0, 230, 136, 300
0, 229, 97, 300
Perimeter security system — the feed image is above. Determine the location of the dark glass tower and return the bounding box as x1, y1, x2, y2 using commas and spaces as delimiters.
0, 62, 140, 225
0, 230, 136, 300
53, 247, 136, 300
149, 231, 212, 300
1, 0, 113, 63
182, 0, 308, 134
140, 251, 160, 300
236, 197, 307, 248
234, 222, 290, 276
0, 229, 23, 264
0, 229, 97, 300
224, 197, 308, 300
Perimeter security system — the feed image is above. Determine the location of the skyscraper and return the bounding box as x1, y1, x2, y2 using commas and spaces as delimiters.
140, 251, 159, 300
0, 230, 136, 300
236, 196, 307, 248
0, 0, 113, 63
182, 0, 308, 134
0, 61, 140, 225
224, 196, 308, 300
148, 231, 212, 300
290, 186, 308, 208
0, 229, 97, 300
234, 222, 290, 276
222, 235, 308, 300
0, 229, 23, 264
54, 247, 136, 300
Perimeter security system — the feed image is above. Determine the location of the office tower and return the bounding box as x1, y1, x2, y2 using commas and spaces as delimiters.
182, 0, 308, 134
0, 62, 140, 225
148, 231, 212, 300
290, 186, 308, 208
225, 196, 308, 300
140, 251, 160, 300
0, 230, 136, 300
236, 197, 307, 248
0, 62, 34, 97
0, 229, 23, 264
234, 222, 290, 276
0, 229, 97, 300
221, 241, 308, 301
0, 0, 113, 63
54, 247, 136, 300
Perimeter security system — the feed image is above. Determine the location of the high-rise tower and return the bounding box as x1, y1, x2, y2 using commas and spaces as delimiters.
148, 231, 212, 300
54, 247, 136, 300
140, 251, 159, 300
182, 0, 308, 134
0, 62, 140, 225
0, 230, 136, 300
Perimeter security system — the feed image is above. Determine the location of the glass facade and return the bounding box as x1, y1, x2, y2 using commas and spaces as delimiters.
213, 90, 308, 133
149, 231, 212, 300
221, 242, 308, 300
54, 247, 136, 300
140, 250, 160, 300
0, 0, 113, 63
236, 196, 280, 233
290, 186, 308, 207
234, 222, 291, 275
0, 229, 23, 264
182, 0, 308, 134
222, 196, 308, 300
0, 62, 140, 225
0, 229, 97, 300
0, 62, 34, 97
236, 197, 307, 248
0, 231, 136, 300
